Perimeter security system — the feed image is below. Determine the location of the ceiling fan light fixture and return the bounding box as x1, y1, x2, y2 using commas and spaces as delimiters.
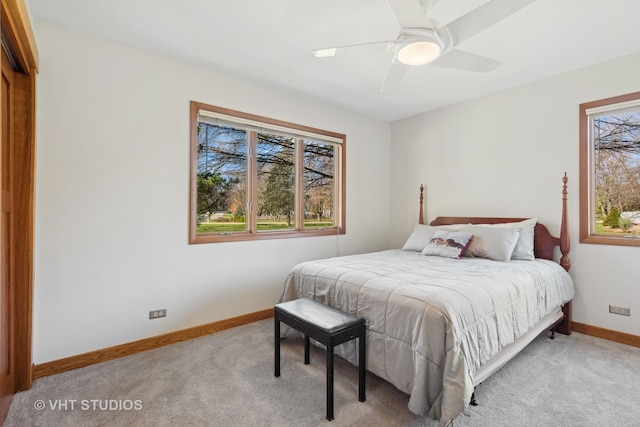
313, 48, 337, 58
397, 41, 441, 66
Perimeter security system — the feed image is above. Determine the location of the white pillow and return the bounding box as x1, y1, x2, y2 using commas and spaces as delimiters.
402, 224, 460, 252
460, 225, 521, 262
483, 218, 537, 260
421, 231, 473, 259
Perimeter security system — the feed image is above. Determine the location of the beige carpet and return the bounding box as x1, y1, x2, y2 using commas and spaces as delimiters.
5, 319, 640, 426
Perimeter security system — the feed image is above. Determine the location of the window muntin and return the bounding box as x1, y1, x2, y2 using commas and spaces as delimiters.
190, 102, 345, 243
580, 91, 640, 246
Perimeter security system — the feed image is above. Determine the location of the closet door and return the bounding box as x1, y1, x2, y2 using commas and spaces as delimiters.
0, 48, 16, 420
0, 0, 38, 416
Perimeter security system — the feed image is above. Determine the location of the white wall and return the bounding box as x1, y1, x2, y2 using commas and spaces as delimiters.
390, 52, 640, 337
33, 20, 391, 364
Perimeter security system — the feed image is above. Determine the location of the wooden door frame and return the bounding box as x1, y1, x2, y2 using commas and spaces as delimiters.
1, 0, 38, 392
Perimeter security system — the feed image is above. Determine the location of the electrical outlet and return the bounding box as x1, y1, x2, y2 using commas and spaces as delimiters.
609, 305, 630, 316
149, 309, 167, 319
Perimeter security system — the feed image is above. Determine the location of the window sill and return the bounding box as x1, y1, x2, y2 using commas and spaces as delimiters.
190, 228, 344, 244
580, 234, 640, 247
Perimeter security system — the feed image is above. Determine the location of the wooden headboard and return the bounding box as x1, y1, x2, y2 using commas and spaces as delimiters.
419, 174, 571, 272
419, 174, 572, 335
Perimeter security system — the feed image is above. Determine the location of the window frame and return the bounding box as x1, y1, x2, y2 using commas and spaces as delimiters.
189, 101, 346, 244
579, 90, 640, 247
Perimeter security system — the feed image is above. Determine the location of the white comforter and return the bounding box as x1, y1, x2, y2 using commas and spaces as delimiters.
280, 249, 575, 425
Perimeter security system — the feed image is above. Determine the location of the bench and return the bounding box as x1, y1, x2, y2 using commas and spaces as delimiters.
274, 298, 366, 421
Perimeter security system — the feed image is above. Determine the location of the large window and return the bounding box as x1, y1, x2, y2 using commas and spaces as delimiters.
580, 91, 640, 246
190, 101, 345, 243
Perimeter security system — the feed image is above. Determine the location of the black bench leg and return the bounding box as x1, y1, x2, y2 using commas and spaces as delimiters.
326, 343, 334, 421
359, 327, 366, 402
304, 335, 310, 364
274, 316, 280, 377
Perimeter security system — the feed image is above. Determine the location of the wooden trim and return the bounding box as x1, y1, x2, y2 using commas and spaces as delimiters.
0, 0, 39, 73
573, 321, 640, 349
248, 130, 258, 233
33, 308, 274, 379
193, 102, 346, 142
189, 100, 346, 244
338, 133, 346, 235
294, 137, 304, 230
188, 101, 199, 243
579, 98, 591, 244
579, 91, 640, 247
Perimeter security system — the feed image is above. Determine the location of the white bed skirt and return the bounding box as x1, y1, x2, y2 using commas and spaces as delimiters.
472, 306, 564, 385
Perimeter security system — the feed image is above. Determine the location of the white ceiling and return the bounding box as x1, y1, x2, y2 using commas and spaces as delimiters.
29, 0, 640, 122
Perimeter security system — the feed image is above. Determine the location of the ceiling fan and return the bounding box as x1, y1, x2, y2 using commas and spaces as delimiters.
312, 0, 537, 91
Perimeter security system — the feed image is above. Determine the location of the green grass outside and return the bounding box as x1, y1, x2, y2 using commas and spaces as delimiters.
197, 220, 333, 234
197, 222, 247, 233
595, 213, 604, 234
595, 221, 605, 234
594, 212, 639, 235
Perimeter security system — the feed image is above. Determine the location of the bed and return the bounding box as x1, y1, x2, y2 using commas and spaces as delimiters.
279, 174, 575, 426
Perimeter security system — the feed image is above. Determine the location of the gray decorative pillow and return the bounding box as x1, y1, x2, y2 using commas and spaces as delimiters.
461, 225, 521, 262
482, 218, 537, 260
421, 231, 473, 259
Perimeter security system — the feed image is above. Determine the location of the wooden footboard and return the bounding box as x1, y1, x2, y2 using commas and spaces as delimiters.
556, 301, 572, 335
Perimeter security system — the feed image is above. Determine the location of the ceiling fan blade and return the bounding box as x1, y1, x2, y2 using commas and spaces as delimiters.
431, 49, 501, 73
380, 61, 410, 92
439, 0, 537, 47
386, 0, 430, 29
313, 40, 395, 58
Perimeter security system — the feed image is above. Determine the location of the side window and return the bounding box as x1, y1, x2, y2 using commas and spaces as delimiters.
190, 102, 345, 244
580, 91, 640, 246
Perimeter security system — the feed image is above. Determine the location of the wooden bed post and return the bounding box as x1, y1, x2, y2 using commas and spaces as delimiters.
557, 172, 572, 335
419, 184, 424, 225
560, 173, 570, 272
